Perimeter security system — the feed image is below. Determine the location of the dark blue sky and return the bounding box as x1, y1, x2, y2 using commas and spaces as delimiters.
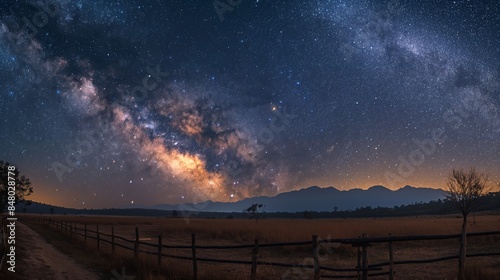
1, 0, 499, 208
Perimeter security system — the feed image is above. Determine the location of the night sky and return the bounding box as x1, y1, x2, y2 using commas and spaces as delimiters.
1, 0, 499, 208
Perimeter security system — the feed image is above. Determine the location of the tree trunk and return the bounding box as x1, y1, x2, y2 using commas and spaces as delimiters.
458, 215, 467, 280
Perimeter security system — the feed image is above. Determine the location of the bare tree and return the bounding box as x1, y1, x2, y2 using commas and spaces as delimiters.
445, 168, 492, 279
244, 203, 264, 224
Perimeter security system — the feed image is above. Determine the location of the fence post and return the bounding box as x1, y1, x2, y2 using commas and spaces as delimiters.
312, 235, 320, 280
251, 239, 259, 280
389, 233, 394, 280
97, 225, 100, 251
361, 239, 369, 280
192, 233, 197, 280
356, 238, 361, 280
158, 234, 163, 266
84, 224, 87, 244
112, 226, 115, 254
135, 227, 139, 259
459, 227, 467, 280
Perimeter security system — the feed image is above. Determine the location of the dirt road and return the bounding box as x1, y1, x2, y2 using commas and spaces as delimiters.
8, 222, 102, 280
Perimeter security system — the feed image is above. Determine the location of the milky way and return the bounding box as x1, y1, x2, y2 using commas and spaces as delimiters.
1, 0, 499, 208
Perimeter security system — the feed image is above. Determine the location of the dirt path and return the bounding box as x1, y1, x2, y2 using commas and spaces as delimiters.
13, 222, 102, 280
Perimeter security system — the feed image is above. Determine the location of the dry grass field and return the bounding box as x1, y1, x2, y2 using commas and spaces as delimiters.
22, 214, 500, 280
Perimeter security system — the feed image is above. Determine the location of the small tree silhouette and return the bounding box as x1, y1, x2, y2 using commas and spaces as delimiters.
0, 161, 33, 211
50, 207, 54, 215
244, 203, 264, 224
445, 168, 492, 280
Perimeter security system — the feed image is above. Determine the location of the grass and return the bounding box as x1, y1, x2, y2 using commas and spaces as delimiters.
19, 214, 500, 279
32, 214, 500, 242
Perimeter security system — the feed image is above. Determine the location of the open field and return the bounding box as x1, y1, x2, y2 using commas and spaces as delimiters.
21, 214, 500, 280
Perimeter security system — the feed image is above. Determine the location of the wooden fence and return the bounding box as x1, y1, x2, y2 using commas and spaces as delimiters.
23, 216, 500, 280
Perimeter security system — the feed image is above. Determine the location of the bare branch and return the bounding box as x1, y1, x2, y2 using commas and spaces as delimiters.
445, 168, 492, 217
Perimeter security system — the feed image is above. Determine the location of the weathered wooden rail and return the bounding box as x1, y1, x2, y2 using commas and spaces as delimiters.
22, 216, 500, 279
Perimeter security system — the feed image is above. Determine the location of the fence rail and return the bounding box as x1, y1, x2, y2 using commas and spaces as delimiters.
22, 216, 500, 280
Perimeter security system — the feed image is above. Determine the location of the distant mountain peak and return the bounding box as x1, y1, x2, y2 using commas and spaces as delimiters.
19, 184, 446, 214
290, 185, 340, 193
368, 185, 390, 191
